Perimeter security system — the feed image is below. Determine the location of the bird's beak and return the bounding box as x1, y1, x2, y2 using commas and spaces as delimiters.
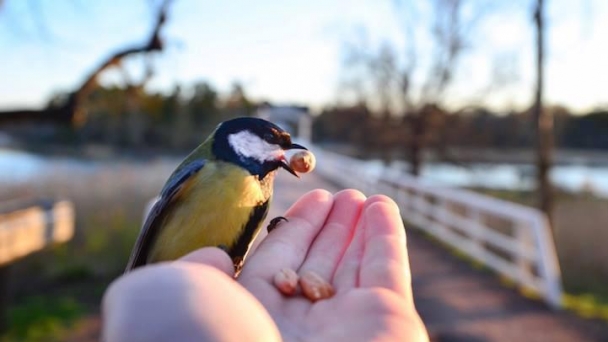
279, 142, 307, 178
280, 157, 299, 178
286, 143, 308, 151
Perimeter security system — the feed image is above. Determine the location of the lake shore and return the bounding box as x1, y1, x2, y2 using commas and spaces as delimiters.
322, 143, 608, 166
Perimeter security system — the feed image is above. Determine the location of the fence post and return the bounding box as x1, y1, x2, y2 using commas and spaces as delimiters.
413, 192, 430, 228
468, 208, 485, 262
530, 216, 563, 308
433, 198, 450, 241
515, 222, 535, 288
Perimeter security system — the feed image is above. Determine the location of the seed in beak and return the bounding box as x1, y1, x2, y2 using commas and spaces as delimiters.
289, 150, 315, 174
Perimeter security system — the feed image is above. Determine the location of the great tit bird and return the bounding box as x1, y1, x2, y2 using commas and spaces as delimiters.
125, 117, 307, 272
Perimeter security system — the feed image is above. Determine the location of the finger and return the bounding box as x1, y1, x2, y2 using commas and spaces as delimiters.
240, 189, 334, 281
298, 190, 366, 282
332, 195, 388, 291
359, 196, 412, 302
178, 247, 235, 278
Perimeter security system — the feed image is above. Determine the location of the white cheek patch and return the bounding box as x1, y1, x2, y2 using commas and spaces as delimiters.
228, 131, 284, 162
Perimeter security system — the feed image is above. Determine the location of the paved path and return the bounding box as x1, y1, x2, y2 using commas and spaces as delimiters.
271, 171, 608, 342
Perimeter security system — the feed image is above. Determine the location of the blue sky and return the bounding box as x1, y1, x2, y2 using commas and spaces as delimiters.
0, 0, 607, 113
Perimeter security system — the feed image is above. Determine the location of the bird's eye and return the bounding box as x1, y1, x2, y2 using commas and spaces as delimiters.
264, 132, 281, 144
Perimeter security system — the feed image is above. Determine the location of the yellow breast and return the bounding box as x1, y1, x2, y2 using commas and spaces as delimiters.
148, 162, 271, 262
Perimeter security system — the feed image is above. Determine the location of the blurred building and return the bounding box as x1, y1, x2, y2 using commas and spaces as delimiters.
256, 104, 312, 143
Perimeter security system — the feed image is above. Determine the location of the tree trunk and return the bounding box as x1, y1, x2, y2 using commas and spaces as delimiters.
0, 266, 10, 332
533, 0, 554, 228
126, 87, 145, 147
409, 113, 424, 176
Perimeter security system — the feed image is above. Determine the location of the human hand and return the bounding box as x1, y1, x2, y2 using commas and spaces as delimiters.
102, 248, 281, 342
102, 189, 428, 342
238, 189, 428, 341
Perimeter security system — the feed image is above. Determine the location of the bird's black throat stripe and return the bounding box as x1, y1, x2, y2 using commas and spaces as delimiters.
228, 199, 270, 265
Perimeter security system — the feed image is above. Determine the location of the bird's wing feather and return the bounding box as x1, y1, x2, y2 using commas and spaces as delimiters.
124, 159, 206, 272
229, 198, 270, 261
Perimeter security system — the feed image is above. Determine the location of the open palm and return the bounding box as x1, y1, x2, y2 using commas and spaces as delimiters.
238, 189, 428, 342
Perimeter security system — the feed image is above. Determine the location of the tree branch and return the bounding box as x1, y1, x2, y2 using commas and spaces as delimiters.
0, 0, 173, 126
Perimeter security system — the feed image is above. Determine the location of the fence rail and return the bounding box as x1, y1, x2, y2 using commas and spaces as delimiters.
0, 199, 75, 265
312, 146, 563, 308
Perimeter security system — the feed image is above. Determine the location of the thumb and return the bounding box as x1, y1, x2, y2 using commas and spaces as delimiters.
178, 247, 235, 278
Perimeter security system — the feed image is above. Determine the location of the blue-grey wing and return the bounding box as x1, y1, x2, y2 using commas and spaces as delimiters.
124, 159, 206, 272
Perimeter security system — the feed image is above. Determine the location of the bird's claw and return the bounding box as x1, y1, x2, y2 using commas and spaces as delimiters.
267, 216, 288, 233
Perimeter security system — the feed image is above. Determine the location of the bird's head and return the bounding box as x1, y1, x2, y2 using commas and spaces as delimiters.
211, 117, 307, 179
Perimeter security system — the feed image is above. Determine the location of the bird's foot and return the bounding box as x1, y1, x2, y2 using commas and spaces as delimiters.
267, 216, 288, 233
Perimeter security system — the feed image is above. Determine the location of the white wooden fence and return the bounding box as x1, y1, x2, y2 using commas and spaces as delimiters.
0, 200, 75, 265
312, 146, 563, 308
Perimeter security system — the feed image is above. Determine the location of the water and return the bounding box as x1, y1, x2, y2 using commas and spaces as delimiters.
2, 148, 608, 198
0, 149, 100, 184
357, 159, 608, 198
0, 149, 45, 182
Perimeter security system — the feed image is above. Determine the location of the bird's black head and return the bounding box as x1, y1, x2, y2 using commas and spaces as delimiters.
211, 117, 307, 179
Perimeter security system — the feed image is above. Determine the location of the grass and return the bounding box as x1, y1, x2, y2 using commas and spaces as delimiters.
1, 296, 84, 342
0, 157, 178, 341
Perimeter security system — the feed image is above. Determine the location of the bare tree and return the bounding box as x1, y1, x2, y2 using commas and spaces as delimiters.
532, 0, 554, 227
0, 0, 173, 126
342, 0, 489, 175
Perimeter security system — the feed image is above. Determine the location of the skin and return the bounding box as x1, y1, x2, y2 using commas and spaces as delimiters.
102, 189, 429, 342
